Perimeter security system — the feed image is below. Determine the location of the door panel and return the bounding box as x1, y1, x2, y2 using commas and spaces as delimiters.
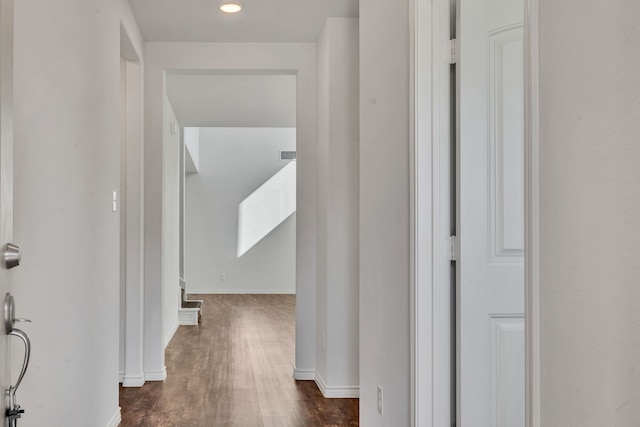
457, 0, 524, 425
490, 316, 525, 427
489, 25, 524, 263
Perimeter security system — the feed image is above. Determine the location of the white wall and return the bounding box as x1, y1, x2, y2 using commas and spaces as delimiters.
360, 0, 411, 425
12, 0, 143, 425
144, 42, 317, 378
162, 94, 180, 347
315, 18, 359, 396
539, 1, 640, 425
185, 127, 296, 294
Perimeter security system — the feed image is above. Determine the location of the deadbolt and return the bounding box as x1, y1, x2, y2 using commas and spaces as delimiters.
3, 243, 20, 269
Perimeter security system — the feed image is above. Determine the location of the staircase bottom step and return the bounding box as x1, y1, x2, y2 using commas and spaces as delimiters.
179, 299, 203, 326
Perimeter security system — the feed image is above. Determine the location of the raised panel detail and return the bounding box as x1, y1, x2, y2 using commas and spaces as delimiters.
489, 25, 525, 263
490, 316, 524, 427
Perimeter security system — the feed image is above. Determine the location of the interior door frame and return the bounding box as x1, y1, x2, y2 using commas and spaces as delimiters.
410, 0, 541, 425
523, 0, 540, 425
143, 42, 318, 383
120, 23, 146, 387
410, 0, 454, 425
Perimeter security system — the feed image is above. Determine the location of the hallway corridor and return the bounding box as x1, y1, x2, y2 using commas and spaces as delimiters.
120, 294, 359, 426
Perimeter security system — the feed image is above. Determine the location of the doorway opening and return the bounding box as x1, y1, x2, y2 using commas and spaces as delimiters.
166, 70, 298, 379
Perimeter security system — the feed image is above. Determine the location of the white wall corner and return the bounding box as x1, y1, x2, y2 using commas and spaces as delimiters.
145, 367, 168, 382
314, 373, 360, 399
106, 407, 121, 427
292, 367, 316, 381
119, 371, 125, 383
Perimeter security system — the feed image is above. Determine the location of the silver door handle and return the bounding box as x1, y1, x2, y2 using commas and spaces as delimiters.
4, 293, 31, 423
6, 328, 30, 411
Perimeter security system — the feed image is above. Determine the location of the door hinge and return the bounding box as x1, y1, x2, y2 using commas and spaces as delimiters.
445, 235, 458, 261
448, 38, 457, 65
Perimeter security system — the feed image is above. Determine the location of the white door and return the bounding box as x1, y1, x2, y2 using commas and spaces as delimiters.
0, 0, 16, 424
457, 0, 525, 425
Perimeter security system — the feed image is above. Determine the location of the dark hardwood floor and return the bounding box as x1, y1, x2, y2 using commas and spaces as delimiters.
120, 294, 359, 426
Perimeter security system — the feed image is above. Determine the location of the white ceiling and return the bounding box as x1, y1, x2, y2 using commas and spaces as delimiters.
128, 0, 359, 42
166, 73, 296, 128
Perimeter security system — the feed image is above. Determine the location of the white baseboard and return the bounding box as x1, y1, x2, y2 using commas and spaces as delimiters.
118, 371, 124, 383
106, 407, 121, 427
187, 289, 295, 295
164, 320, 179, 349
145, 367, 167, 381
292, 367, 316, 380
314, 373, 360, 398
122, 374, 145, 387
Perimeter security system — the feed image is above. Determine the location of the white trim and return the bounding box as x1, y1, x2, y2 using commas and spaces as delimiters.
122, 374, 145, 387
524, 0, 541, 426
410, 0, 431, 424
410, 0, 417, 422
314, 373, 360, 399
292, 367, 316, 381
145, 367, 167, 381
187, 289, 296, 295
164, 319, 179, 348
412, 0, 453, 426
106, 407, 121, 427
119, 371, 124, 383
432, 1, 454, 426
119, 32, 145, 401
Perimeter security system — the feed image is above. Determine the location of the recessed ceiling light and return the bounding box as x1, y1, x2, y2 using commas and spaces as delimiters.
219, 1, 243, 13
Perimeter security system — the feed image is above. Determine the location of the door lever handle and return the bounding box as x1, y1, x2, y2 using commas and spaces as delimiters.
8, 329, 30, 393
6, 328, 31, 411
3, 293, 31, 423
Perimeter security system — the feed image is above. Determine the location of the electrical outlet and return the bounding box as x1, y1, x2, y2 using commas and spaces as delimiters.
321, 333, 326, 352
219, 274, 226, 282
377, 385, 383, 415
